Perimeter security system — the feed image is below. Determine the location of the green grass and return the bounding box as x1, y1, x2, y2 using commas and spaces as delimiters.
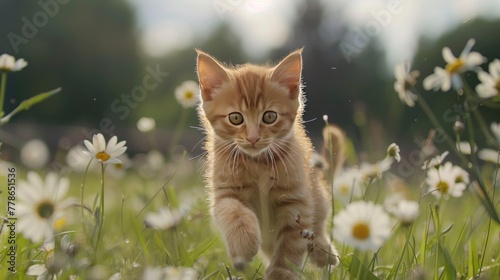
1, 149, 499, 279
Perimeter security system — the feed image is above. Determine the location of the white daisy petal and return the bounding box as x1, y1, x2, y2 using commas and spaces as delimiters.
477, 70, 494, 85
476, 84, 497, 98
489, 59, 500, 79
491, 123, 500, 143
442, 47, 456, 63
464, 52, 486, 68
13, 58, 28, 71
107, 136, 118, 150
84, 140, 96, 155
478, 149, 499, 164
27, 172, 44, 193
460, 38, 476, 58
475, 60, 500, 99
26, 264, 47, 276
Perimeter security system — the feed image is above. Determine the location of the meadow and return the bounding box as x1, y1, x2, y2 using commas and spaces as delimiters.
1, 38, 500, 280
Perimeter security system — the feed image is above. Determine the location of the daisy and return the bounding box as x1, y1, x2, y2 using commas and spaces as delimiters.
387, 143, 401, 162
478, 149, 499, 164
17, 172, 75, 243
359, 157, 394, 182
26, 236, 77, 279
106, 154, 131, 179
175, 80, 200, 108
423, 151, 449, 169
333, 201, 392, 251
333, 168, 363, 205
394, 61, 419, 107
476, 59, 500, 98
144, 207, 185, 230
137, 117, 156, 132
0, 54, 28, 72
20, 139, 50, 169
164, 267, 198, 280
423, 39, 485, 92
456, 141, 477, 155
451, 164, 469, 185
66, 144, 97, 173
391, 200, 419, 226
426, 162, 467, 199
83, 133, 127, 164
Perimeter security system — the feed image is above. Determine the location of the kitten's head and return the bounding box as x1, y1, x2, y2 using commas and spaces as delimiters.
197, 49, 304, 158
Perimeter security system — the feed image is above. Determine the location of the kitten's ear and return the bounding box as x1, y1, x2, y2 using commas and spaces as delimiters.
196, 50, 229, 102
271, 48, 303, 99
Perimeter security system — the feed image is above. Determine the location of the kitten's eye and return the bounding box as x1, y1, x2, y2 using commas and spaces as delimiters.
262, 111, 277, 124
228, 112, 244, 125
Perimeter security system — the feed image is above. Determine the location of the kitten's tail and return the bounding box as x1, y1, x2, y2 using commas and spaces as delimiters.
320, 125, 346, 185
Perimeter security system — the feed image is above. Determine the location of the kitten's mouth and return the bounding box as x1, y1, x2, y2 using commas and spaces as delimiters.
238, 145, 267, 158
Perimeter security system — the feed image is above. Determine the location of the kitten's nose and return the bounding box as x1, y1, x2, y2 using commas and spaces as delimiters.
246, 126, 260, 145
246, 135, 260, 145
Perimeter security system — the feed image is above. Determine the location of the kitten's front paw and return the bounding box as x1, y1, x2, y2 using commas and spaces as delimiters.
265, 267, 300, 280
224, 215, 261, 270
232, 256, 248, 271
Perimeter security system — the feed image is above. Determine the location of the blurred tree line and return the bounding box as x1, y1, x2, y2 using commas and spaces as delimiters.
0, 0, 499, 154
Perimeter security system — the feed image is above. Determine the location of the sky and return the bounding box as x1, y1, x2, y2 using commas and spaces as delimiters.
127, 0, 500, 67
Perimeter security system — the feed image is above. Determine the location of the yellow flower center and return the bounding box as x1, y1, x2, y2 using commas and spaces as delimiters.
37, 201, 55, 219
96, 151, 110, 162
184, 91, 194, 100
352, 222, 370, 240
437, 181, 449, 194
114, 163, 123, 169
495, 80, 500, 94
445, 59, 465, 74
455, 176, 464, 184
54, 217, 66, 231
340, 184, 350, 195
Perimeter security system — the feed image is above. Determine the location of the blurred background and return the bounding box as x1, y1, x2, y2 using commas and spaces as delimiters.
0, 0, 499, 163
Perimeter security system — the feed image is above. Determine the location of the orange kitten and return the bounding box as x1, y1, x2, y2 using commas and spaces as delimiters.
196, 49, 340, 279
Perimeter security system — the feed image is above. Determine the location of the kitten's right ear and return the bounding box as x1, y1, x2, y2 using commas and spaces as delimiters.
196, 50, 229, 102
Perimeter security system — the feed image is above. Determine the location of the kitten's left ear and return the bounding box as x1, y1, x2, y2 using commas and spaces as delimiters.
196, 49, 229, 102
271, 48, 303, 100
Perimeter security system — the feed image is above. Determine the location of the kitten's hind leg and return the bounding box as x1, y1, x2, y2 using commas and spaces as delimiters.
212, 195, 261, 270
310, 178, 340, 267
265, 208, 311, 280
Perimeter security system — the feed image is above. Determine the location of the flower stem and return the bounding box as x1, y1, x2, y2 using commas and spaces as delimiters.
170, 108, 188, 148
80, 159, 94, 238
460, 74, 497, 146
411, 86, 467, 164
95, 163, 106, 256
412, 86, 499, 223
0, 72, 7, 118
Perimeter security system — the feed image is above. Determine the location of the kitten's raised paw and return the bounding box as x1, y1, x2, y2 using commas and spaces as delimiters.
232, 256, 248, 271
